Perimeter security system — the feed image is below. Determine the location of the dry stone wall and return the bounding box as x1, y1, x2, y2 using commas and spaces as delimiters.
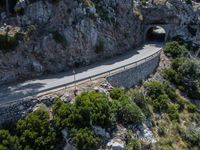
106, 52, 160, 88
0, 97, 54, 124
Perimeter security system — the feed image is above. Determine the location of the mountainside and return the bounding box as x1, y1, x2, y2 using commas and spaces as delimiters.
0, 1, 200, 149
0, 40, 199, 150
0, 0, 200, 84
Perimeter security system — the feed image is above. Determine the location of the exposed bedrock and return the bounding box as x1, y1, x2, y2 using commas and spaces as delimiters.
0, 0, 199, 84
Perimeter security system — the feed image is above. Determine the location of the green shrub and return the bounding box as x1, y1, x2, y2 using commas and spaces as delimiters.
176, 96, 185, 111
144, 81, 165, 99
0, 130, 21, 149
187, 103, 197, 113
113, 95, 144, 124
16, 108, 58, 150
110, 88, 125, 100
75, 91, 113, 128
53, 91, 113, 128
177, 58, 200, 81
127, 89, 151, 117
126, 138, 141, 150
0, 33, 18, 52
171, 57, 184, 69
163, 83, 178, 101
127, 88, 145, 106
70, 128, 100, 150
158, 121, 167, 136
152, 94, 169, 112
53, 101, 86, 128
163, 41, 188, 58
162, 68, 177, 83
162, 68, 183, 85
167, 104, 179, 121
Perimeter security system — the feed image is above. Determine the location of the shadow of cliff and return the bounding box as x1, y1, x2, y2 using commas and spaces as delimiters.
0, 83, 45, 105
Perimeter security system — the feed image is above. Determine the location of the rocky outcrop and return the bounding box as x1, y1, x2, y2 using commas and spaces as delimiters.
0, 0, 200, 84
0, 97, 54, 124
141, 0, 200, 44
0, 0, 143, 84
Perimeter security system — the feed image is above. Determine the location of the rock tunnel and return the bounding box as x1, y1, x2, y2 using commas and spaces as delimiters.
145, 25, 168, 43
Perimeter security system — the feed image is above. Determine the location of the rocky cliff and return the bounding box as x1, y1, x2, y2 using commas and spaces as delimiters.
0, 0, 199, 84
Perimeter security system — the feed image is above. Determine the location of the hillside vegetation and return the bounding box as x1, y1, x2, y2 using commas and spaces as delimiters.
0, 41, 200, 150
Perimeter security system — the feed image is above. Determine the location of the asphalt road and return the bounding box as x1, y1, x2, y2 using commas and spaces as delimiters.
0, 43, 162, 105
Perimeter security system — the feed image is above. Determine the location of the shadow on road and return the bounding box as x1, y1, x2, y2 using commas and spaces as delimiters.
0, 83, 45, 104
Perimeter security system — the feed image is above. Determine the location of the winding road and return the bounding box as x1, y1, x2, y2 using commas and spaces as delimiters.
0, 43, 162, 105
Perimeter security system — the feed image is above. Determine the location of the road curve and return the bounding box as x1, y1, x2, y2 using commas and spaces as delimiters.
0, 43, 163, 105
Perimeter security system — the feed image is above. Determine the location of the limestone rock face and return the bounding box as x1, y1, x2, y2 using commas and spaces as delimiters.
106, 138, 126, 150
141, 0, 200, 44
0, 0, 143, 84
0, 0, 200, 84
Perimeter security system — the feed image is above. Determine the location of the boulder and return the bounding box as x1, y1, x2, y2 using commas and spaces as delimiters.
92, 125, 110, 138
106, 138, 126, 150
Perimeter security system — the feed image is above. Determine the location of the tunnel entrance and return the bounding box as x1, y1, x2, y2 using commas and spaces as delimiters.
146, 26, 166, 42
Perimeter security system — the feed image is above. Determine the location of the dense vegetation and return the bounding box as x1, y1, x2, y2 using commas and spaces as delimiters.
162, 41, 200, 99
0, 90, 145, 150
0, 41, 200, 150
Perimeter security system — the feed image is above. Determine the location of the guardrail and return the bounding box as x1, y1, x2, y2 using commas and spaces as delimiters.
0, 50, 161, 106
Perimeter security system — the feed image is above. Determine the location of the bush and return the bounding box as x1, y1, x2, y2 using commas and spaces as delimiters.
75, 91, 113, 128
126, 138, 141, 150
163, 41, 188, 58
113, 95, 144, 124
110, 88, 125, 100
127, 89, 151, 117
177, 58, 200, 81
163, 83, 177, 101
171, 57, 185, 70
0, 130, 21, 149
53, 101, 85, 128
144, 81, 165, 99
70, 128, 100, 150
152, 94, 169, 112
53, 91, 113, 128
16, 108, 58, 150
187, 103, 197, 113
162, 68, 177, 83
176, 96, 185, 111
127, 88, 145, 107
158, 121, 167, 136
0, 33, 18, 52
162, 68, 183, 85
171, 57, 200, 82
167, 104, 179, 121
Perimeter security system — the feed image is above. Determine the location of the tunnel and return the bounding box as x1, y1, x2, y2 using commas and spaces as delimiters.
145, 26, 166, 43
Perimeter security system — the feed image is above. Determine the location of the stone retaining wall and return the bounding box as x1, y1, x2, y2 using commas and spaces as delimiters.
0, 97, 54, 124
106, 53, 160, 88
